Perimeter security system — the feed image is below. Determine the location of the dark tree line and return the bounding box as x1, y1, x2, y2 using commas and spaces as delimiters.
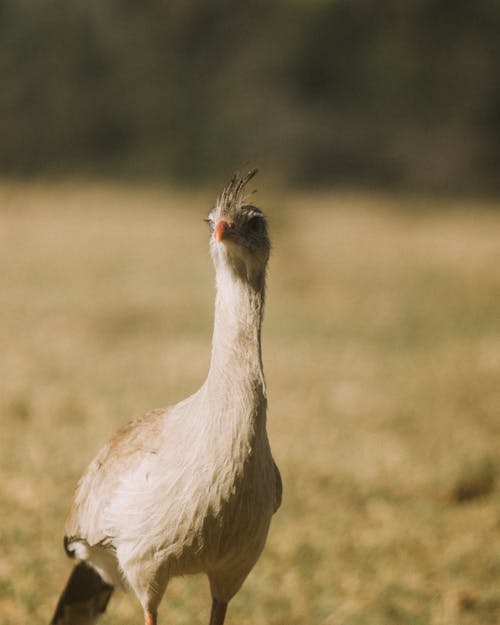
0, 0, 499, 192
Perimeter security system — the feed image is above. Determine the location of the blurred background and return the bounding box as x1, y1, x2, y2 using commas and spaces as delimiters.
1, 0, 499, 192
1, 2, 500, 625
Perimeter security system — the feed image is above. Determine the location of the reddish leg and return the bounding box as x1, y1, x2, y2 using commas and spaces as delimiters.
209, 597, 228, 625
145, 610, 157, 625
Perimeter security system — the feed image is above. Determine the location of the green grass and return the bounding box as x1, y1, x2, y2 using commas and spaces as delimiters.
1, 181, 499, 624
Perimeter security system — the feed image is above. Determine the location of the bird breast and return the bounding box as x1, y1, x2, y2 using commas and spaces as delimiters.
107, 389, 276, 574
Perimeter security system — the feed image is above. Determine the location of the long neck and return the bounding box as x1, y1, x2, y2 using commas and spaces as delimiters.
206, 264, 266, 409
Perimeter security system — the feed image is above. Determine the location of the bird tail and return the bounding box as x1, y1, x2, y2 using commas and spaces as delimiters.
50, 561, 114, 625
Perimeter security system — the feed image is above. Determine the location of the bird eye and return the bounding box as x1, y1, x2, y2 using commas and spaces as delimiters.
204, 217, 214, 233
247, 216, 264, 234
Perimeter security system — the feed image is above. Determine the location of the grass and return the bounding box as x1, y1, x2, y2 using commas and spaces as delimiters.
1, 180, 499, 625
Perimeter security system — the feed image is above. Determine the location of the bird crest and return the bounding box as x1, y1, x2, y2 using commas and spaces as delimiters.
216, 168, 258, 219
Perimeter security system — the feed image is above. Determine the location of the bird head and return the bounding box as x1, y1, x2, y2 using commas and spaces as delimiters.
207, 169, 270, 286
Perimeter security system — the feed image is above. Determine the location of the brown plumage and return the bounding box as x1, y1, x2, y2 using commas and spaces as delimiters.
51, 170, 281, 625
51, 562, 113, 625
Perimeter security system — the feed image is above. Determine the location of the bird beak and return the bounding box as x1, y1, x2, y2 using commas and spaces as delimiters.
215, 220, 233, 242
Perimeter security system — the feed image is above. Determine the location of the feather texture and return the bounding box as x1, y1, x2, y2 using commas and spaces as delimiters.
55, 170, 281, 622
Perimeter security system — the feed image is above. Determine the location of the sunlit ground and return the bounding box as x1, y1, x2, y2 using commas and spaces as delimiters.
1, 181, 499, 625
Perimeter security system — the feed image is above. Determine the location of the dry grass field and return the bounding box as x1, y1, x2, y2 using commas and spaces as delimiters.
1, 181, 499, 625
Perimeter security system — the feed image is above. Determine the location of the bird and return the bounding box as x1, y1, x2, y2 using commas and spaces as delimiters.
50, 169, 282, 625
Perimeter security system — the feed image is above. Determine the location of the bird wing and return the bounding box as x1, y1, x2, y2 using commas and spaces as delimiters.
64, 407, 167, 548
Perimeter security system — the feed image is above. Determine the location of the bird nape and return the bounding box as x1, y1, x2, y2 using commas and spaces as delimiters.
50, 170, 282, 625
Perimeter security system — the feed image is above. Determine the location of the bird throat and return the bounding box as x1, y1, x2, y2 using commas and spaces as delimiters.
208, 265, 266, 404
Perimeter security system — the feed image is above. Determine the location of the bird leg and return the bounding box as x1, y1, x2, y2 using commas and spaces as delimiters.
145, 610, 157, 625
209, 597, 228, 625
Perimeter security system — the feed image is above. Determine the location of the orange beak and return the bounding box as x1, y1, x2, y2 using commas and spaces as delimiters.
215, 220, 232, 242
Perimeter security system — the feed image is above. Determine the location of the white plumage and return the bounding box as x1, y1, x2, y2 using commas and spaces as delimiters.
51, 170, 281, 625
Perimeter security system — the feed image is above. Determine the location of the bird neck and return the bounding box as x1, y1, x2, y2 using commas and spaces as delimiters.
207, 265, 266, 404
